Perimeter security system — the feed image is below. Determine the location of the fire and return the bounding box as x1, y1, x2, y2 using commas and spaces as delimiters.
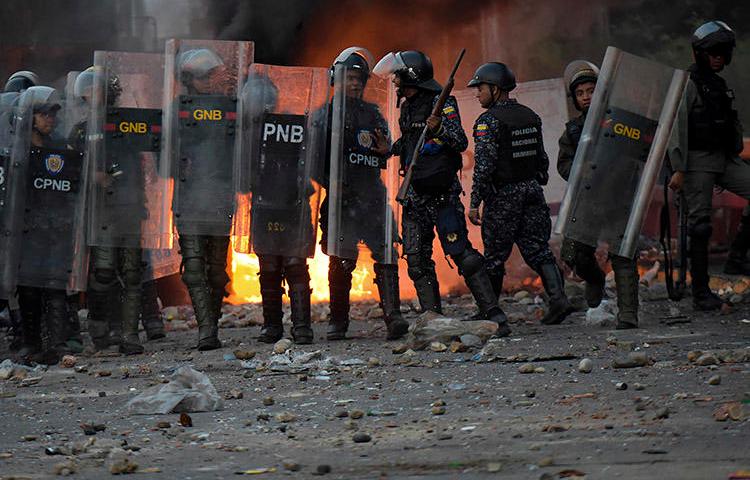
225, 231, 377, 305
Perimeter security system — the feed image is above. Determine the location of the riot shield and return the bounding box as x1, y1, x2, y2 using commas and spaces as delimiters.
325, 63, 400, 265
233, 64, 328, 258
9, 89, 89, 291
554, 48, 688, 258
86, 51, 172, 251
162, 39, 254, 236
0, 98, 31, 298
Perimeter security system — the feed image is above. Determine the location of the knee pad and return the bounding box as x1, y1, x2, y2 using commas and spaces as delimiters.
89, 268, 118, 291
329, 256, 356, 277
406, 254, 432, 282
452, 248, 485, 278
283, 257, 310, 287
690, 218, 713, 240
180, 256, 206, 288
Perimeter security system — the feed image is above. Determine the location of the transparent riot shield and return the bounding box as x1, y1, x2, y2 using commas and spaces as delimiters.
233, 64, 328, 258
162, 39, 254, 236
325, 63, 400, 265
554, 48, 688, 258
86, 51, 172, 251
9, 90, 90, 291
0, 99, 31, 298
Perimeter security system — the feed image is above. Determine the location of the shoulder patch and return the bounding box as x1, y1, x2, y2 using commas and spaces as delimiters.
442, 104, 458, 120
474, 123, 489, 137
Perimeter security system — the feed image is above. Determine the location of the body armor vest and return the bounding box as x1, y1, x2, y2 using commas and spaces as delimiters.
688, 64, 742, 153
488, 101, 544, 184
398, 91, 461, 194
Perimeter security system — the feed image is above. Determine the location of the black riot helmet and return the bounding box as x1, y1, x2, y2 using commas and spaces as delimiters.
331, 46, 373, 87
4, 70, 40, 93
374, 50, 441, 92
692, 20, 736, 66
467, 62, 516, 92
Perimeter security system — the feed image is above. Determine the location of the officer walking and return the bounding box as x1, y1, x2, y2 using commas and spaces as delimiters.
669, 21, 748, 311
467, 62, 574, 326
374, 51, 510, 337
558, 60, 639, 328
322, 47, 409, 341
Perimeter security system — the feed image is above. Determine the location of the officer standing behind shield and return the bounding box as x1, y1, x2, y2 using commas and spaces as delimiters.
322, 47, 409, 341
467, 63, 574, 326
558, 61, 639, 328
669, 21, 748, 311
373, 51, 510, 337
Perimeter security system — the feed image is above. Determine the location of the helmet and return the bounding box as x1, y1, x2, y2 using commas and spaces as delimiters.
178, 48, 224, 85
563, 60, 599, 110
19, 86, 62, 114
466, 62, 516, 91
373, 50, 441, 92
75, 67, 122, 105
242, 73, 279, 112
4, 70, 40, 93
331, 46, 373, 85
692, 21, 736, 65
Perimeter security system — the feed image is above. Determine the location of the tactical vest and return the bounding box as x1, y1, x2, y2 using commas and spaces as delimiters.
688, 64, 742, 153
399, 91, 462, 194
488, 101, 544, 184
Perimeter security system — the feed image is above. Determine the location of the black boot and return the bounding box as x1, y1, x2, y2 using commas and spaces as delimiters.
612, 256, 639, 329
119, 286, 144, 356
469, 270, 504, 321
724, 206, 750, 275
34, 290, 70, 365
374, 263, 409, 340
258, 285, 284, 343
141, 280, 165, 341
537, 263, 575, 325
289, 285, 313, 344
327, 259, 352, 341
189, 285, 222, 351
575, 255, 606, 309
413, 274, 442, 314
86, 289, 113, 351
690, 232, 724, 311
464, 268, 510, 337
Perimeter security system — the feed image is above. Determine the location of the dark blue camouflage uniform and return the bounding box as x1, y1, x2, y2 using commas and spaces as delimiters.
471, 100, 555, 278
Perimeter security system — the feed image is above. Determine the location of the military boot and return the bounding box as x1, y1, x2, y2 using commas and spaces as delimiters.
258, 285, 284, 343
189, 285, 222, 351
374, 263, 409, 340
35, 292, 72, 365
413, 274, 442, 314
85, 290, 111, 351
576, 257, 606, 309
327, 266, 352, 341
107, 288, 123, 348
468, 270, 504, 321
119, 288, 144, 355
724, 207, 750, 274
464, 268, 511, 337
289, 285, 313, 344
690, 234, 724, 311
537, 263, 575, 325
612, 256, 639, 329
141, 281, 165, 341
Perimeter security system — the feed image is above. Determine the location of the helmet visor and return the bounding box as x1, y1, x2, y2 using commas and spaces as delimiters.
373, 52, 407, 78
334, 46, 374, 70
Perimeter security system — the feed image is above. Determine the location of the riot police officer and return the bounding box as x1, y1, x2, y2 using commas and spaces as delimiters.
467, 62, 574, 326
321, 47, 409, 341
4, 71, 39, 94
375, 50, 510, 337
669, 21, 749, 311
558, 60, 639, 328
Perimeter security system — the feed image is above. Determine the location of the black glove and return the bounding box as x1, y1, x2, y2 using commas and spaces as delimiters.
536, 169, 549, 186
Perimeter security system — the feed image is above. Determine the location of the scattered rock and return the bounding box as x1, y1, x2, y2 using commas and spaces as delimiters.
696, 353, 718, 366
367, 357, 381, 367
431, 406, 446, 415
155, 421, 170, 429
578, 358, 593, 373
316, 464, 332, 475
653, 407, 670, 420
22, 435, 37, 442
52, 459, 77, 476
349, 410, 365, 420
179, 413, 193, 427
538, 456, 555, 467
262, 396, 274, 406
707, 375, 721, 386
80, 423, 106, 435
449, 341, 468, 353
276, 412, 297, 423
392, 343, 409, 354
282, 460, 300, 472
633, 383, 646, 391
60, 355, 77, 368
459, 334, 483, 348
352, 433, 371, 443
109, 456, 138, 475
233, 350, 256, 360
687, 350, 702, 362
487, 462, 502, 473
430, 342, 448, 352
273, 339, 293, 354
615, 382, 628, 390
225, 389, 243, 400
534, 366, 546, 374
518, 364, 537, 374
612, 351, 649, 368
713, 402, 744, 421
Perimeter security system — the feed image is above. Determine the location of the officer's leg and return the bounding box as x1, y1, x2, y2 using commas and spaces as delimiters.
718, 158, 750, 275
179, 234, 221, 350
65, 294, 84, 353
37, 289, 70, 364
517, 183, 574, 325
326, 256, 356, 340
372, 260, 409, 340
258, 255, 284, 343
284, 256, 313, 344
119, 247, 145, 355
441, 201, 510, 336
206, 235, 230, 323
684, 171, 724, 310
87, 246, 118, 350
561, 238, 605, 308
611, 254, 639, 329
481, 191, 522, 301
402, 207, 441, 313
16, 286, 42, 360
141, 279, 165, 340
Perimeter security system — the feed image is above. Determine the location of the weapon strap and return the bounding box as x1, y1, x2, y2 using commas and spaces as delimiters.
659, 174, 682, 301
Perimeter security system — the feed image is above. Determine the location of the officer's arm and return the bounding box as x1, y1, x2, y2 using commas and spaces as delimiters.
668, 84, 694, 172
536, 122, 549, 185
557, 130, 574, 181
470, 114, 497, 209
432, 96, 468, 153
